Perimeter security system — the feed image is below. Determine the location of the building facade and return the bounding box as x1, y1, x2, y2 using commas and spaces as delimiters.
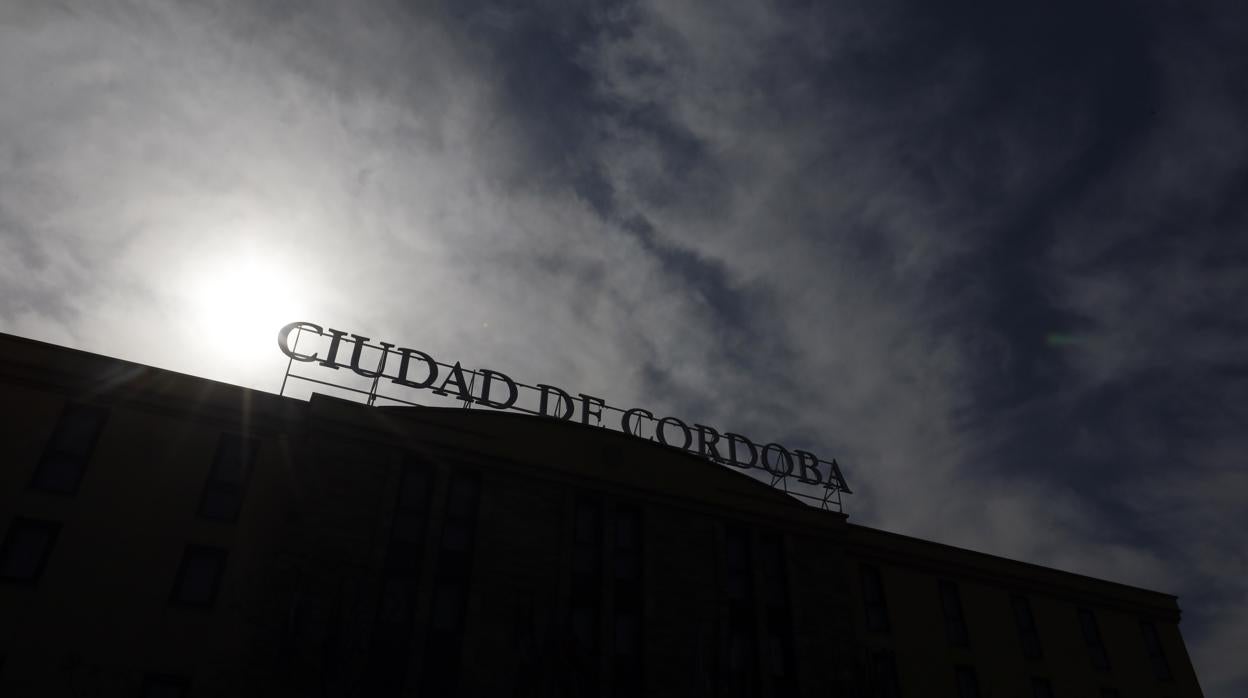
0, 331, 1203, 696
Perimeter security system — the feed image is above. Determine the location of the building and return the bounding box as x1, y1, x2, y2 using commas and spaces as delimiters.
0, 330, 1203, 697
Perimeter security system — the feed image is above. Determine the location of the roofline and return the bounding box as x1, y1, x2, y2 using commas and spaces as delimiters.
843, 522, 1181, 618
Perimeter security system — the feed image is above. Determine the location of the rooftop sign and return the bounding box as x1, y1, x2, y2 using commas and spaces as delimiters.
277, 321, 850, 510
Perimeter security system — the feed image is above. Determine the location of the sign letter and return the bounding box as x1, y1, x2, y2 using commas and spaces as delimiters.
579, 394, 606, 426
622, 408, 653, 439
793, 450, 823, 485
695, 424, 723, 461
761, 443, 795, 477
277, 322, 323, 362
825, 459, 852, 493
724, 433, 757, 470
476, 369, 518, 410
433, 362, 472, 403
537, 384, 574, 420
392, 348, 439, 389
348, 335, 394, 379
657, 416, 692, 450
318, 328, 350, 369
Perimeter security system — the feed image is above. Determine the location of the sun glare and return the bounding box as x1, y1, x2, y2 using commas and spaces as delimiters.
184, 249, 307, 371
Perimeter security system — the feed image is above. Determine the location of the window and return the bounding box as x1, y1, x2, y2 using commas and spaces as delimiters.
611, 503, 643, 698
198, 433, 259, 522
1099, 687, 1120, 698
419, 471, 480, 697
569, 495, 604, 694
1140, 621, 1173, 680
140, 674, 190, 698
939, 580, 969, 647
564, 496, 648, 697
0, 518, 61, 585
759, 533, 797, 698
31, 403, 107, 493
365, 456, 435, 694
385, 458, 435, 570
1012, 595, 1043, 659
1030, 677, 1053, 698
170, 545, 227, 607
870, 649, 901, 698
1078, 608, 1111, 671
723, 525, 759, 697
861, 564, 891, 633
954, 665, 981, 698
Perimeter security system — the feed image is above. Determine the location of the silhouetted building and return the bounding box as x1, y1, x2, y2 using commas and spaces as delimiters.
0, 331, 1203, 696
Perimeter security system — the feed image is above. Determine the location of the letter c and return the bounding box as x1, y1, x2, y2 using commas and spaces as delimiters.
278, 322, 324, 362
623, 408, 654, 439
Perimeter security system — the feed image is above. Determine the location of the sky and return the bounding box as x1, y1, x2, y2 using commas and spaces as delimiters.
1, 0, 1246, 693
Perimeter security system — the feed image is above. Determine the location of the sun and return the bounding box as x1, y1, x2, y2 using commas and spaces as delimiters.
183, 247, 308, 371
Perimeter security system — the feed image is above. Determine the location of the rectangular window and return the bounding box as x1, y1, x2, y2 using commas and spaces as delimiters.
31, 403, 107, 494
861, 564, 891, 633
1078, 608, 1111, 671
870, 649, 901, 698
759, 533, 797, 698
565, 496, 648, 697
1140, 621, 1173, 680
939, 580, 970, 647
0, 517, 61, 585
1030, 677, 1053, 698
419, 471, 481, 697
955, 665, 981, 698
384, 458, 435, 570
140, 673, 190, 698
723, 525, 759, 697
364, 456, 435, 695
198, 433, 259, 522
170, 545, 227, 608
570, 495, 604, 694
1012, 595, 1043, 659
611, 503, 643, 698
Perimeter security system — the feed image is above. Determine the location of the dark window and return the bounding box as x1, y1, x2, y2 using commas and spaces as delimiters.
140, 674, 190, 698
569, 495, 603, 695
869, 649, 901, 698
723, 525, 759, 698
198, 434, 259, 522
1078, 608, 1111, 671
364, 456, 435, 695
1012, 595, 1043, 659
0, 518, 61, 585
419, 471, 480, 697
1099, 688, 1120, 698
940, 580, 970, 647
385, 458, 435, 570
861, 564, 891, 633
564, 496, 649, 697
759, 533, 797, 698
32, 403, 107, 493
611, 503, 643, 698
1030, 677, 1053, 698
1140, 621, 1173, 680
170, 545, 227, 608
955, 665, 980, 698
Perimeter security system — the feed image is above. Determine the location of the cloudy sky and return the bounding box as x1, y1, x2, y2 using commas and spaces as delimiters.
2, 0, 1246, 693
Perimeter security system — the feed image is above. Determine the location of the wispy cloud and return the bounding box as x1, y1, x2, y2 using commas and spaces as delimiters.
1, 2, 1245, 694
